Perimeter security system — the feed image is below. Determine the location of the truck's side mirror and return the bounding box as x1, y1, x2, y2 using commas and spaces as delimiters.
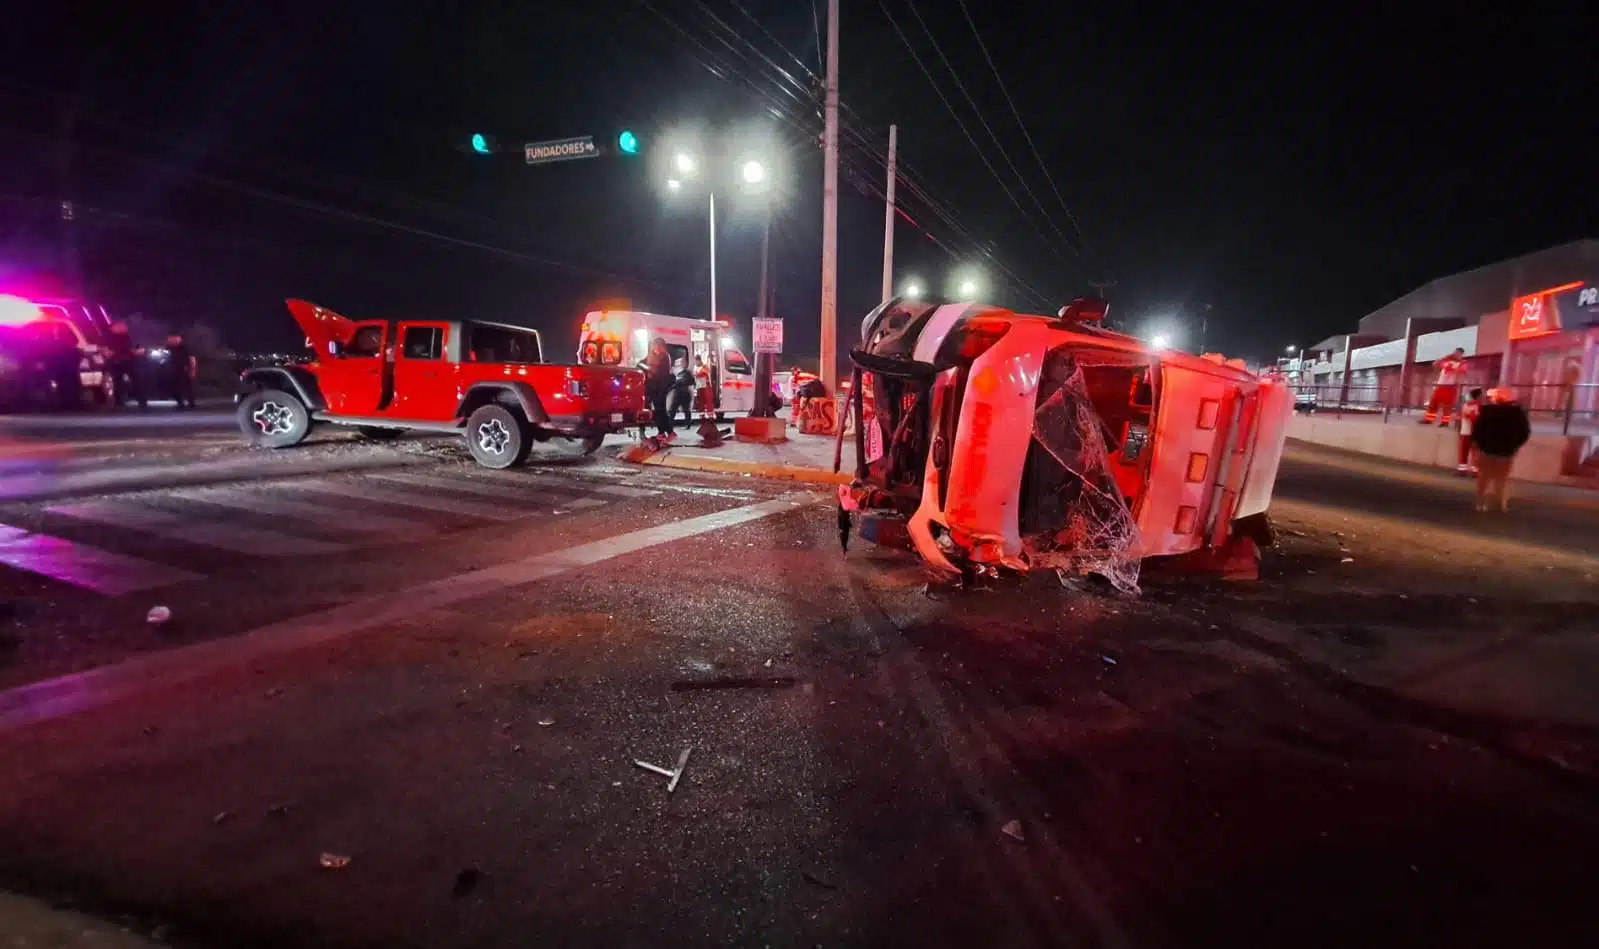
327, 340, 344, 357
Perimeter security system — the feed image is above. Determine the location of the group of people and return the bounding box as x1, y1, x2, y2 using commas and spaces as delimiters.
1454, 387, 1532, 513
102, 322, 200, 409
641, 337, 708, 440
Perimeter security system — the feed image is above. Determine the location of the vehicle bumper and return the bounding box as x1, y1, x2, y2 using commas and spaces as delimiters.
546, 412, 642, 436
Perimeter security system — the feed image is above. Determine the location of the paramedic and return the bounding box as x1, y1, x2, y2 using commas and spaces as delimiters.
1421, 347, 1466, 425
643, 337, 674, 439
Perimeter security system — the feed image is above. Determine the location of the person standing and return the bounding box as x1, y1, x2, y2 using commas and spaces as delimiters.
1456, 388, 1483, 475
165, 333, 197, 409
104, 321, 145, 408
642, 337, 674, 440
1470, 388, 1531, 513
1422, 346, 1467, 425
1559, 356, 1582, 419
667, 357, 696, 428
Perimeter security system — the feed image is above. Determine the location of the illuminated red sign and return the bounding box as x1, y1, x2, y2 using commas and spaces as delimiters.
1509, 281, 1584, 340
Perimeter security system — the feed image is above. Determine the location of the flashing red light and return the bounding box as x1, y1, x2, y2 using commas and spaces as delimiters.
0, 294, 43, 326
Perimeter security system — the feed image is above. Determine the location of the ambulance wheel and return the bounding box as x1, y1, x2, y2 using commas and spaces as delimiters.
238, 388, 311, 449
466, 404, 532, 469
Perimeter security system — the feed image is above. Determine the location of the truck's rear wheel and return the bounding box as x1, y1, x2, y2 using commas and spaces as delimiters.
238, 388, 311, 449
582, 433, 605, 455
466, 404, 532, 469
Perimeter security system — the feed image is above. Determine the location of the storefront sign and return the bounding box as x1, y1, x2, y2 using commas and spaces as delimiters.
1510, 292, 1556, 339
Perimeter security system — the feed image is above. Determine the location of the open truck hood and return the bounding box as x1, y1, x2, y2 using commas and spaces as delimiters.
286, 299, 359, 357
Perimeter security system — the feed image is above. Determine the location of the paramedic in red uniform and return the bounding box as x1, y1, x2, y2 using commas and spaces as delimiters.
1456, 387, 1483, 474
1422, 347, 1467, 425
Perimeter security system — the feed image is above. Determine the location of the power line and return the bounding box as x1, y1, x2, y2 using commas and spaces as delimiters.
895, 0, 1085, 272
952, 0, 1107, 282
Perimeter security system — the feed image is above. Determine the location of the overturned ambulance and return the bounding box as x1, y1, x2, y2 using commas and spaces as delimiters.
835, 298, 1293, 592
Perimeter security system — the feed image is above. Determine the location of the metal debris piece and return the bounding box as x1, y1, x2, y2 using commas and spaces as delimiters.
537, 719, 555, 726
1340, 557, 1355, 564
632, 746, 694, 794
319, 853, 351, 870
670, 676, 796, 692
1101, 655, 1118, 666
1001, 820, 1025, 842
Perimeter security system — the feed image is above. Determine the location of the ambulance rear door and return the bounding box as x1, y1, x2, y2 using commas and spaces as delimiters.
1134, 362, 1243, 559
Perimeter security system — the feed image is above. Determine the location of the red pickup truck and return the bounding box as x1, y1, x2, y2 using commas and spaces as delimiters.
236, 299, 645, 468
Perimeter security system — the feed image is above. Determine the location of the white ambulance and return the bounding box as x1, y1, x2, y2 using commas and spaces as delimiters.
576, 310, 758, 416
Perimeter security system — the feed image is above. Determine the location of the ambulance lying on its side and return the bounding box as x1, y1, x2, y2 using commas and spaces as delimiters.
836, 297, 1293, 590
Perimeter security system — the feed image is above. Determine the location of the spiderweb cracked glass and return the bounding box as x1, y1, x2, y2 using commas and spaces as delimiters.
1026, 362, 1142, 594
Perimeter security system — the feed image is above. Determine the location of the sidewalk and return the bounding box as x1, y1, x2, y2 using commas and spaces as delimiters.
618, 423, 854, 484
0, 891, 159, 947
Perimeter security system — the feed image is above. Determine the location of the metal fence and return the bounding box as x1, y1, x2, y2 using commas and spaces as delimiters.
1289, 382, 1599, 435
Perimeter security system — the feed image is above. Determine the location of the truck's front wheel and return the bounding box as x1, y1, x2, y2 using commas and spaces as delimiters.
465, 403, 532, 469
238, 388, 311, 449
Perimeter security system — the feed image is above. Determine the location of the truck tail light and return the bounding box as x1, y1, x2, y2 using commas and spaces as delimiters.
569, 379, 590, 398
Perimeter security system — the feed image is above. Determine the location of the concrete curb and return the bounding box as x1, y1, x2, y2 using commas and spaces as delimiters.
620, 444, 851, 486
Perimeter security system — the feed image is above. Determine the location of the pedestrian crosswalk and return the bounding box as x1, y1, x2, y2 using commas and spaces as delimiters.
0, 467, 667, 596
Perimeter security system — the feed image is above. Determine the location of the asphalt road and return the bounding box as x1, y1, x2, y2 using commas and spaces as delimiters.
0, 428, 1595, 948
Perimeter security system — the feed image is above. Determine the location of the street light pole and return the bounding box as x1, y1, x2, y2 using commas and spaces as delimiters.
819, 0, 840, 393
708, 191, 717, 324
880, 124, 897, 304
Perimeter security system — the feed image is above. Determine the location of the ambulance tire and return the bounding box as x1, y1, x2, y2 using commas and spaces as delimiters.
465, 404, 533, 469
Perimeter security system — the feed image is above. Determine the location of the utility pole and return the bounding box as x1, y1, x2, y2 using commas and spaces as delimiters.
880, 124, 897, 303
752, 209, 775, 418
819, 0, 840, 392
56, 100, 84, 300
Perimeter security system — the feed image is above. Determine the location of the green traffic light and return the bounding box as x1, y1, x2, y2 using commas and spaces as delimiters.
618, 130, 639, 155
471, 133, 491, 154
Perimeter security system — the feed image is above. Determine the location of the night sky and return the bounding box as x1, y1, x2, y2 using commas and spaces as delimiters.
2, 1, 1594, 362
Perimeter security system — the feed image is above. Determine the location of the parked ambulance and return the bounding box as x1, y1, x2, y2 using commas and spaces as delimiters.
576, 310, 758, 416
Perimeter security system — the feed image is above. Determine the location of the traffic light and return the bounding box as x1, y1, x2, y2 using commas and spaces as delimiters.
470, 133, 494, 154
617, 130, 639, 155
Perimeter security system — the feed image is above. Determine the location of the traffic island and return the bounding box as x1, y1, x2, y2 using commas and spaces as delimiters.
733, 416, 787, 443
620, 427, 853, 485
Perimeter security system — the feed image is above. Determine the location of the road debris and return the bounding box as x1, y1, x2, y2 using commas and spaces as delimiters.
319, 853, 351, 870
633, 746, 694, 794
452, 868, 483, 898
1340, 557, 1355, 564
267, 803, 294, 817
211, 811, 232, 825
146, 605, 171, 625
1101, 655, 1118, 667
670, 676, 797, 692
537, 719, 555, 727
1001, 819, 1025, 842
802, 870, 838, 891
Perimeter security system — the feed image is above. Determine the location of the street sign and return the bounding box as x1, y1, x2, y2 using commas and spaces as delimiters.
753, 317, 783, 354
524, 136, 598, 165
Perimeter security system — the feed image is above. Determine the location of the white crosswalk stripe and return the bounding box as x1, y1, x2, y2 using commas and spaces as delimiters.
44, 501, 347, 557
171, 488, 419, 535
0, 524, 202, 596
299, 478, 538, 521
0, 465, 676, 596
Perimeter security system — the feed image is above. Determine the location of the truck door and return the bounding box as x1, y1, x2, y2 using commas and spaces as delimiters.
320, 321, 388, 415
389, 322, 455, 421
719, 345, 755, 413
